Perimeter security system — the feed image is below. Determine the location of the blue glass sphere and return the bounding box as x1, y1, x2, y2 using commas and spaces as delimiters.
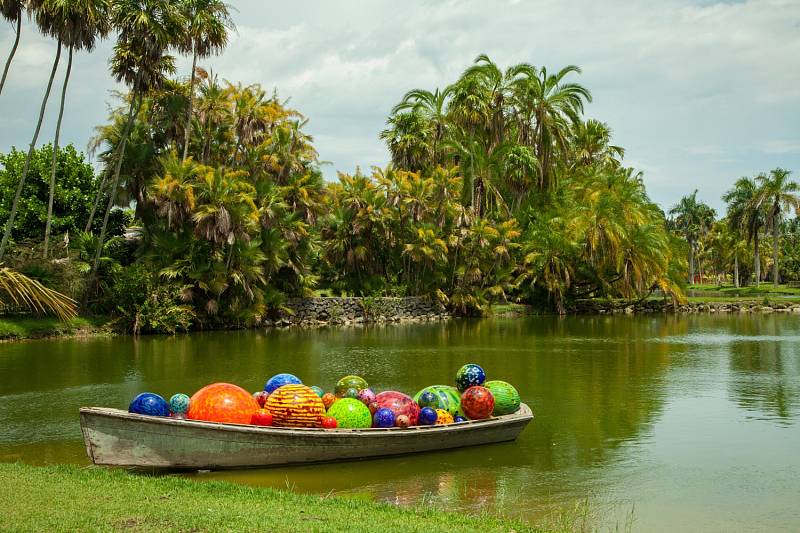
310, 385, 324, 397
417, 391, 438, 409
454, 415, 468, 423
418, 406, 438, 425
455, 363, 486, 392
129, 392, 169, 417
169, 393, 191, 415
264, 373, 302, 393
373, 407, 396, 428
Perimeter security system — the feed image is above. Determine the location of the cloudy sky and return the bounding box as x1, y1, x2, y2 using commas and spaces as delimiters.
1, 0, 799, 213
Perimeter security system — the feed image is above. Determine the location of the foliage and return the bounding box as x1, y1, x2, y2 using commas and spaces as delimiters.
0, 266, 77, 320
0, 144, 109, 243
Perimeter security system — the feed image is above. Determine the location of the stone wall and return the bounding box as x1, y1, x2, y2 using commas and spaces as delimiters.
570, 299, 800, 315
268, 297, 449, 327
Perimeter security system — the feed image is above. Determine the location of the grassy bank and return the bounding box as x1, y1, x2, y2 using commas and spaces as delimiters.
0, 463, 544, 532
686, 283, 800, 304
0, 316, 112, 341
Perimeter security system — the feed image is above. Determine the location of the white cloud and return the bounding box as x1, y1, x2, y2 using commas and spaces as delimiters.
1, 0, 798, 212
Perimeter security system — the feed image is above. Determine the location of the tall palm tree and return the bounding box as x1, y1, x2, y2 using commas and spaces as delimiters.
0, 0, 63, 261
724, 176, 765, 286
178, 0, 233, 162
756, 168, 799, 286
0, 0, 26, 96
391, 86, 452, 167
87, 0, 184, 294
39, 0, 112, 258
669, 190, 716, 284
510, 64, 591, 190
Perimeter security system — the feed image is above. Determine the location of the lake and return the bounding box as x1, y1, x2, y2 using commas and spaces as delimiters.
1, 315, 799, 531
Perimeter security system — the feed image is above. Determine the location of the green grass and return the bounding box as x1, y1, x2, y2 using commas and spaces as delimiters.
687, 283, 800, 295
490, 303, 533, 315
0, 316, 111, 341
0, 463, 547, 532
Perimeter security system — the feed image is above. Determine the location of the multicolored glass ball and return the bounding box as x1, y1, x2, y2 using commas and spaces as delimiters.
266, 384, 326, 428
334, 375, 369, 397
188, 383, 260, 424
417, 391, 438, 409
252, 391, 269, 407
326, 398, 372, 429
484, 380, 521, 415
395, 414, 410, 428
435, 409, 454, 425
413, 385, 464, 417
322, 393, 337, 410
129, 392, 170, 417
264, 373, 302, 394
372, 407, 396, 428
461, 386, 495, 419
357, 388, 376, 406
418, 407, 438, 425
375, 391, 420, 426
310, 386, 324, 398
455, 363, 486, 392
168, 393, 191, 415
343, 387, 359, 399
250, 409, 273, 426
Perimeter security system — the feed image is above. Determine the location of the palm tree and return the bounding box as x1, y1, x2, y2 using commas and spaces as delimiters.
510, 64, 592, 190
0, 266, 77, 320
178, 0, 233, 162
40, 0, 112, 258
0, 0, 26, 96
0, 0, 64, 261
391, 86, 452, 167
756, 168, 799, 286
669, 190, 716, 284
724, 176, 765, 286
87, 0, 184, 294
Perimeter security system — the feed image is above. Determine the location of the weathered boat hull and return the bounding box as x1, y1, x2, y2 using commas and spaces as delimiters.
79, 404, 533, 470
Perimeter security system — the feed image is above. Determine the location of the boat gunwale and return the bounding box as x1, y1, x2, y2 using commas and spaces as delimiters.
79, 403, 533, 437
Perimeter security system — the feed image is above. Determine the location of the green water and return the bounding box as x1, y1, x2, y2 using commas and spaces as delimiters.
1, 315, 799, 531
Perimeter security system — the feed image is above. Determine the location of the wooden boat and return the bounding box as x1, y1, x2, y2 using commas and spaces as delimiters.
79, 404, 533, 470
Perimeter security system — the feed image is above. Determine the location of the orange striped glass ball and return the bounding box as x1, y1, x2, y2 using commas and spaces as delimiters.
266, 384, 326, 428
187, 383, 260, 425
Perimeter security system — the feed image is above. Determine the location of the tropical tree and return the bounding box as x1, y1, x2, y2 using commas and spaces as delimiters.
0, 0, 64, 261
756, 168, 799, 286
0, 266, 77, 319
87, 0, 184, 294
669, 190, 716, 284
0, 0, 26, 96
38, 0, 112, 258
178, 0, 233, 162
391, 87, 452, 167
724, 177, 765, 286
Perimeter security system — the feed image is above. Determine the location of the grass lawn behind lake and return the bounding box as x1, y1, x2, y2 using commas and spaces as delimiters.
0, 316, 111, 341
0, 463, 546, 532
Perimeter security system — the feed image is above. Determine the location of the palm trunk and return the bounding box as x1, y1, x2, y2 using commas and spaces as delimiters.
754, 233, 761, 287
0, 40, 61, 261
85, 171, 108, 232
0, 16, 21, 96
85, 93, 140, 303
773, 220, 780, 286
734, 253, 739, 288
687, 244, 694, 284
181, 48, 197, 162
44, 46, 73, 259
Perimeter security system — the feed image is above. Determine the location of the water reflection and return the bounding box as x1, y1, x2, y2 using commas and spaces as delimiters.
1, 315, 799, 531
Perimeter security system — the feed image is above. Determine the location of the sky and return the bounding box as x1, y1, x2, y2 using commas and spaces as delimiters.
1, 0, 799, 214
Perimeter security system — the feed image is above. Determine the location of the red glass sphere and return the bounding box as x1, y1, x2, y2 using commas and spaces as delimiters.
188, 383, 260, 425
375, 391, 420, 426
250, 409, 273, 426
461, 386, 495, 419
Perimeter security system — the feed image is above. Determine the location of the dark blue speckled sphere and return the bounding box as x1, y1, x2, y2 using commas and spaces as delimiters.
373, 407, 396, 428
455, 363, 486, 392
418, 407, 438, 425
454, 415, 468, 423
129, 392, 170, 417
264, 373, 302, 393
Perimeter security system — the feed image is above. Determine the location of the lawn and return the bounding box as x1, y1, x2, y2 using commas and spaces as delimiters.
0, 463, 546, 532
